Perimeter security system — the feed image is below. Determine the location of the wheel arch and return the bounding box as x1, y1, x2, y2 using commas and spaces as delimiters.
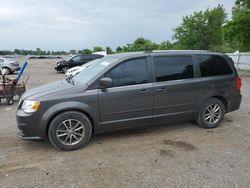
197, 91, 229, 112
42, 102, 97, 138
45, 109, 95, 138
1, 66, 11, 73
211, 95, 228, 112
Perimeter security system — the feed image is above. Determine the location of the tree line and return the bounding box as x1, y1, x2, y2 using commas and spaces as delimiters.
1, 0, 249, 56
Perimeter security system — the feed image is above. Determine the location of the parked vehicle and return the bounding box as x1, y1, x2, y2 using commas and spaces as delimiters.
65, 61, 94, 78
54, 54, 104, 73
0, 62, 27, 105
17, 51, 242, 151
0, 57, 21, 75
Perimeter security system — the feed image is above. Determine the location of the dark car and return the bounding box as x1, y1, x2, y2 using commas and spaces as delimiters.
17, 51, 242, 151
55, 54, 104, 73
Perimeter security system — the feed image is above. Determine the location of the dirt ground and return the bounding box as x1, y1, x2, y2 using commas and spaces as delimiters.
0, 59, 249, 188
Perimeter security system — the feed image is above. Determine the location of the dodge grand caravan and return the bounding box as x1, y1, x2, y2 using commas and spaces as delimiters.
16, 51, 242, 151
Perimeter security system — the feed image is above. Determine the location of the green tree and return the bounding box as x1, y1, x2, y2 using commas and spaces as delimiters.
157, 41, 173, 50
93, 46, 104, 52
106, 46, 113, 54
14, 49, 21, 54
82, 48, 92, 54
130, 37, 158, 51
224, 0, 250, 51
116, 46, 123, 53
173, 5, 226, 50
117, 37, 159, 52
233, 0, 250, 16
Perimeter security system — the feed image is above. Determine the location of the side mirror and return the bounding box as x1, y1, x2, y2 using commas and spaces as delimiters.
99, 77, 112, 89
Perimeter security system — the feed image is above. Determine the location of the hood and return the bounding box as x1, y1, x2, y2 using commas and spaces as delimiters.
56, 60, 67, 66
21, 80, 84, 100
67, 66, 82, 72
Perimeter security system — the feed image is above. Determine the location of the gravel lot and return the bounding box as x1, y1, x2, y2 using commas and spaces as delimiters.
0, 59, 250, 188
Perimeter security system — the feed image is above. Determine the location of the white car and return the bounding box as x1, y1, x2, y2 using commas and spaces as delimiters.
0, 57, 20, 75
65, 61, 93, 78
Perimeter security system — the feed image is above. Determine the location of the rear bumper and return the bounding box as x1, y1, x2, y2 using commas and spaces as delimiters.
227, 94, 242, 113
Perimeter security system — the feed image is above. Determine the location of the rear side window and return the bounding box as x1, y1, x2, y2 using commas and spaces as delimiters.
154, 56, 194, 82
198, 55, 233, 77
105, 58, 149, 87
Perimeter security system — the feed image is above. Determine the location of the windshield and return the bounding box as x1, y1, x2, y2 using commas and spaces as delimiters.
66, 55, 75, 61
72, 56, 117, 84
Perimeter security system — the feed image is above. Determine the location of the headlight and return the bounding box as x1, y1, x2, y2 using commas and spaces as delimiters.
21, 100, 40, 113
57, 62, 60, 66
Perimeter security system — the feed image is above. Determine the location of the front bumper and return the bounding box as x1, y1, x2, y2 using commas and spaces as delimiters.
16, 109, 45, 140
17, 130, 41, 140
54, 65, 62, 71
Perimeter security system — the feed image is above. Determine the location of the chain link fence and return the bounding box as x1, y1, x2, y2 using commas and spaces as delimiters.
226, 53, 250, 70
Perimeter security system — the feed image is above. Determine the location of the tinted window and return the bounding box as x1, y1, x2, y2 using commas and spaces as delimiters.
198, 55, 233, 77
105, 58, 149, 87
72, 56, 81, 62
154, 56, 194, 82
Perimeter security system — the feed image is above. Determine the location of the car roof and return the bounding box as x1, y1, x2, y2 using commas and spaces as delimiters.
80, 54, 104, 57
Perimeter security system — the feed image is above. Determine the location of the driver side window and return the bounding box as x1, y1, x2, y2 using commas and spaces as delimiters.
105, 58, 149, 88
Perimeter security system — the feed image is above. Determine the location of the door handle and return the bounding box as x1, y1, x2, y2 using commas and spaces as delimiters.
156, 88, 166, 92
139, 89, 150, 94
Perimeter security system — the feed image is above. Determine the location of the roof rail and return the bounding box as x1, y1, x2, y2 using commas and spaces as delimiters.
145, 50, 208, 53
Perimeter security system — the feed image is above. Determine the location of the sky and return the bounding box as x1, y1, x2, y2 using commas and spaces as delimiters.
0, 0, 235, 51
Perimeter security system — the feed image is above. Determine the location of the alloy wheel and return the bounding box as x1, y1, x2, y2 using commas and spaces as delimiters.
56, 119, 85, 146
204, 104, 222, 124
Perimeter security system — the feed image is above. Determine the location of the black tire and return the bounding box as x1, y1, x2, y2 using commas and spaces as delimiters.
196, 98, 225, 129
6, 97, 14, 105
61, 66, 69, 74
48, 111, 92, 151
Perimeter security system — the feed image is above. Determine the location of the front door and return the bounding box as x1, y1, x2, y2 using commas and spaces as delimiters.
98, 57, 153, 130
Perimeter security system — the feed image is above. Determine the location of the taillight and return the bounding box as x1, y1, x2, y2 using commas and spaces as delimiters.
236, 77, 242, 91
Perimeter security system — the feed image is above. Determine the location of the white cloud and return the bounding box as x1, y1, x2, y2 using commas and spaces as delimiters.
0, 0, 235, 50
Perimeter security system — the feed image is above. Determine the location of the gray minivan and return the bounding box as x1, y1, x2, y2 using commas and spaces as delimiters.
16, 51, 242, 150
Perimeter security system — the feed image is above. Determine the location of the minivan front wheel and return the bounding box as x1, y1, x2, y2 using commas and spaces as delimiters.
196, 98, 225, 129
48, 111, 92, 151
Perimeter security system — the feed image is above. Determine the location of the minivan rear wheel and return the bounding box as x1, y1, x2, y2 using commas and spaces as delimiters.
196, 98, 225, 129
48, 111, 92, 151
